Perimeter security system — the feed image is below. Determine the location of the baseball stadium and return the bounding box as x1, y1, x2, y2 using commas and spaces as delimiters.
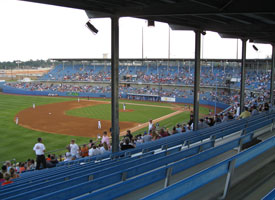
0, 1, 275, 200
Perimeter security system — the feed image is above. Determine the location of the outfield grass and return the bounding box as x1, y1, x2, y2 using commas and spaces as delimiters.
0, 94, 210, 163
66, 104, 174, 123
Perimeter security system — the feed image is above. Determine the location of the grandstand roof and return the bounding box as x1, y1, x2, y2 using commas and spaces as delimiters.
21, 0, 275, 44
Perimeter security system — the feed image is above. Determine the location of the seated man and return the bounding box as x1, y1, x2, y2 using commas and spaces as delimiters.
1, 173, 13, 186
120, 137, 135, 150
238, 106, 251, 119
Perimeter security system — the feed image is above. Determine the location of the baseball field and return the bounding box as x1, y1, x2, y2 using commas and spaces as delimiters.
0, 93, 216, 162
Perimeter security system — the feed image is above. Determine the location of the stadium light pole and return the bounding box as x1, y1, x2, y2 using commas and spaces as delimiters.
111, 16, 120, 153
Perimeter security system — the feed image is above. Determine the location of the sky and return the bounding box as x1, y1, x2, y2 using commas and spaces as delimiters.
0, 0, 273, 62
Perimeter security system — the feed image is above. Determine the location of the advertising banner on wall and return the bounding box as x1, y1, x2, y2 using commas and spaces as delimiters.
161, 97, 176, 102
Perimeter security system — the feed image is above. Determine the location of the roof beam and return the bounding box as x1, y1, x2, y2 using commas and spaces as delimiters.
242, 13, 275, 24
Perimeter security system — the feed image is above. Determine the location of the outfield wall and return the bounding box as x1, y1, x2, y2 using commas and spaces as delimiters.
1, 85, 229, 110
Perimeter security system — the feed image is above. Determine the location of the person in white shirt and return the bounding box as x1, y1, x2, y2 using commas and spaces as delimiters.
33, 137, 46, 170
88, 145, 100, 156
64, 152, 72, 162
69, 139, 79, 159
33, 103, 35, 109
123, 103, 126, 111
99, 143, 107, 155
15, 117, 19, 125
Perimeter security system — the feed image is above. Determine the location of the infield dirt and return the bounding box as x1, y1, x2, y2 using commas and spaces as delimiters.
16, 100, 139, 137
16, 100, 223, 138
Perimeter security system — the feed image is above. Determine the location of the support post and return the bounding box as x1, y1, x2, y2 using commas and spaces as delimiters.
270, 44, 275, 105
219, 159, 236, 200
164, 167, 173, 188
193, 30, 201, 131
240, 39, 247, 112
111, 16, 120, 153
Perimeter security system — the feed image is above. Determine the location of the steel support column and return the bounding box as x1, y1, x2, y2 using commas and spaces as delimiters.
111, 16, 120, 153
270, 44, 275, 105
193, 31, 201, 131
240, 39, 247, 112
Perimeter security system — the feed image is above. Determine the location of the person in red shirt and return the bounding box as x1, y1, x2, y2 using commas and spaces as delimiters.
19, 163, 25, 173
80, 144, 89, 157
1, 173, 13, 186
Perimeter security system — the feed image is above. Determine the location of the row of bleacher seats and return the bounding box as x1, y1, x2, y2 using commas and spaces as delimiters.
0, 111, 274, 199
261, 188, 275, 200
141, 136, 275, 200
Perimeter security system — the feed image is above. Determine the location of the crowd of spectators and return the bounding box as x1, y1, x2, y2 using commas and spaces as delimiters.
5, 80, 268, 106
39, 64, 271, 90
123, 100, 273, 148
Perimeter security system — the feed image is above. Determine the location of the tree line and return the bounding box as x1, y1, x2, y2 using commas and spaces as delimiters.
0, 60, 62, 69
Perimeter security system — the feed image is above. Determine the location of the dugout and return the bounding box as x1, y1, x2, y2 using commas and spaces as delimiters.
127, 93, 160, 102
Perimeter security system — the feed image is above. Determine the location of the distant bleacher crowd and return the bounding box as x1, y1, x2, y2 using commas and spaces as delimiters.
38, 64, 270, 90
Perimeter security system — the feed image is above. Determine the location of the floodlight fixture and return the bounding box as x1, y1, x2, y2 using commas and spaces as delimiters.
252, 44, 258, 51
147, 20, 155, 27
86, 20, 98, 34
202, 31, 206, 35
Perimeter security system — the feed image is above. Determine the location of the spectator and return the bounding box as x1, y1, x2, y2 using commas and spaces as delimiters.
80, 144, 89, 157
46, 154, 51, 161
101, 131, 110, 147
238, 107, 251, 119
152, 130, 160, 141
5, 161, 11, 172
1, 173, 13, 186
142, 131, 152, 143
19, 163, 25, 173
15, 162, 20, 172
264, 102, 269, 111
125, 130, 133, 142
9, 167, 19, 179
198, 119, 209, 130
208, 118, 215, 126
0, 172, 4, 183
251, 105, 258, 116
135, 135, 143, 146
99, 142, 109, 154
69, 139, 79, 160
47, 155, 58, 168
176, 124, 182, 133
58, 155, 65, 162
64, 152, 72, 162
88, 139, 94, 148
89, 145, 100, 156
33, 137, 46, 170
120, 137, 135, 150
171, 126, 178, 134
159, 128, 169, 137
1, 165, 7, 174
